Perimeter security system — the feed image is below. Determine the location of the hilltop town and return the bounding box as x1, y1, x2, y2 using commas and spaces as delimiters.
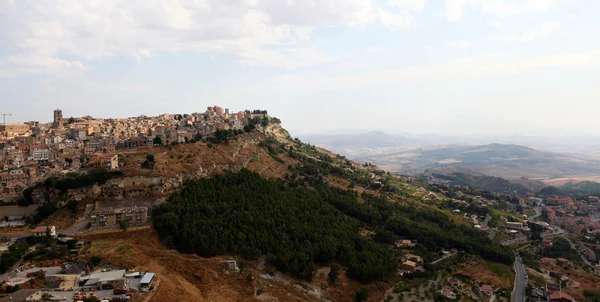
1, 109, 600, 302
0, 106, 274, 202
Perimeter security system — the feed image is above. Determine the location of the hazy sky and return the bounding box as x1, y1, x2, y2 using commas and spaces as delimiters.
1, 0, 599, 136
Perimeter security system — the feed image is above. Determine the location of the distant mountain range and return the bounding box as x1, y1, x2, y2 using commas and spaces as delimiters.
299, 131, 600, 181
361, 143, 600, 180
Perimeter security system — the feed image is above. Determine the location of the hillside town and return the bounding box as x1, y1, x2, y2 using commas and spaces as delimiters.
2, 108, 600, 301
421, 180, 600, 302
0, 106, 271, 202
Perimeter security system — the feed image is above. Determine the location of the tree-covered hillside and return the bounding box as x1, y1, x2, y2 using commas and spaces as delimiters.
153, 134, 514, 285
153, 169, 396, 282
560, 181, 600, 197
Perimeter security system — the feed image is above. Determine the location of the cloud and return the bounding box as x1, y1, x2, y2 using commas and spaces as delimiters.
504, 22, 561, 41
0, 0, 425, 75
389, 0, 426, 12
267, 50, 600, 92
0, 55, 87, 77
376, 8, 415, 30
42, 81, 56, 93
449, 40, 471, 50
445, 0, 554, 21
364, 47, 388, 54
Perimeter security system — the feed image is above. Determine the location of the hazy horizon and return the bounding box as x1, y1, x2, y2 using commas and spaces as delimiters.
3, 1, 600, 136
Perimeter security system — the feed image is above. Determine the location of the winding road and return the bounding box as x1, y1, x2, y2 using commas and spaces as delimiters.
562, 236, 594, 268
512, 254, 527, 302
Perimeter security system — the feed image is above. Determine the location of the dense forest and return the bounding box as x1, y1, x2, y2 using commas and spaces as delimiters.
153, 169, 397, 282
289, 156, 514, 265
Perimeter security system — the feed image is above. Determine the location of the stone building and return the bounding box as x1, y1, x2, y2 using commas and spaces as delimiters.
90, 206, 148, 227
0, 124, 31, 137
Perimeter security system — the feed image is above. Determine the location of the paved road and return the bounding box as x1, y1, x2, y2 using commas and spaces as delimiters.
430, 253, 456, 265
512, 255, 527, 302
562, 236, 594, 267
501, 235, 528, 246
62, 219, 90, 235
481, 214, 496, 240
530, 207, 542, 220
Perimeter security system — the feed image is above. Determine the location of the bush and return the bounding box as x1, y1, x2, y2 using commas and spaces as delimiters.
146, 154, 155, 162
34, 202, 57, 223
120, 220, 129, 231
329, 264, 341, 283
89, 256, 102, 268
53, 168, 111, 192
355, 288, 369, 302
67, 199, 78, 214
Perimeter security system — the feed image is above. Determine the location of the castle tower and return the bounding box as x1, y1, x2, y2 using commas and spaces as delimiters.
53, 109, 64, 128
54, 109, 63, 123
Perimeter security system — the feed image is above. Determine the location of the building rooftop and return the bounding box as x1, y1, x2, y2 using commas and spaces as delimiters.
87, 269, 126, 284
140, 272, 155, 285
32, 225, 54, 233
549, 291, 574, 301
480, 284, 493, 291
91, 206, 148, 216
0, 289, 40, 302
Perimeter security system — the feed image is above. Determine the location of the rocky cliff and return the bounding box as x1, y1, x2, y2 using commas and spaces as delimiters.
29, 128, 296, 206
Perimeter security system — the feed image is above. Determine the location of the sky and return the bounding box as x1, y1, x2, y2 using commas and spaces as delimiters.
1, 0, 600, 136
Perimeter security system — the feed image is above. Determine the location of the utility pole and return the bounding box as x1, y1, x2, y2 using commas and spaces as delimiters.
0, 113, 11, 124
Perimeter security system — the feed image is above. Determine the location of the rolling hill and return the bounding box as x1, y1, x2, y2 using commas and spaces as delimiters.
357, 143, 600, 181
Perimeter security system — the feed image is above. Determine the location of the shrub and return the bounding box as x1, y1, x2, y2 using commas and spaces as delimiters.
355, 288, 369, 302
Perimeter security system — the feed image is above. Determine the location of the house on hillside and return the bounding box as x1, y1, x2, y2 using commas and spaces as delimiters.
32, 225, 56, 238
403, 260, 417, 271
542, 239, 553, 247
395, 240, 413, 248
479, 284, 493, 296
405, 254, 422, 263
546, 282, 561, 295
439, 288, 457, 300
549, 291, 575, 302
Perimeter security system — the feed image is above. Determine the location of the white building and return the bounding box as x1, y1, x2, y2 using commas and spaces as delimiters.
506, 221, 524, 230
32, 225, 57, 237
30, 146, 51, 161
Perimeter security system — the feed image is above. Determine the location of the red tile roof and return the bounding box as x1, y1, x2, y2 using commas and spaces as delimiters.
32, 225, 53, 233
480, 284, 493, 291
549, 291, 574, 301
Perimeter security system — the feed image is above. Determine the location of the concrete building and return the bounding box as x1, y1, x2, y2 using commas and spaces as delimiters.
221, 260, 240, 273
90, 206, 148, 228
81, 270, 126, 291
30, 145, 51, 161
93, 154, 118, 170
506, 221, 524, 230
70, 129, 87, 140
